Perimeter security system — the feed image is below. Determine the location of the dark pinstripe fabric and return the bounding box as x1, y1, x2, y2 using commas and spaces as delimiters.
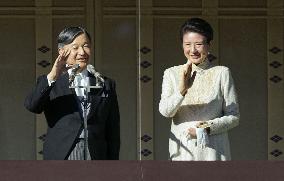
67, 74, 92, 160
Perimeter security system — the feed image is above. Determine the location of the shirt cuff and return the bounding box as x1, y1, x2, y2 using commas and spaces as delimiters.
176, 91, 185, 100
172, 91, 185, 106
47, 76, 56, 86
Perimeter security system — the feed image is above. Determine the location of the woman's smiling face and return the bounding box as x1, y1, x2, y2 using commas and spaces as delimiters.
182, 32, 210, 64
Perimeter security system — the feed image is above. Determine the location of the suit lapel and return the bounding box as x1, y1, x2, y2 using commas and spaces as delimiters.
87, 75, 104, 120
87, 94, 102, 120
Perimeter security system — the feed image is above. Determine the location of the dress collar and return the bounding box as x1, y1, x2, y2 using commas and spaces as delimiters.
186, 59, 210, 73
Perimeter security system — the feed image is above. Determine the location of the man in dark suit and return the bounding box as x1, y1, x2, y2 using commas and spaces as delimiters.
24, 27, 120, 160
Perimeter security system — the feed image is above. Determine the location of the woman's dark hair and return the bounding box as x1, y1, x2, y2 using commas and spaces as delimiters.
57, 26, 91, 48
180, 18, 213, 43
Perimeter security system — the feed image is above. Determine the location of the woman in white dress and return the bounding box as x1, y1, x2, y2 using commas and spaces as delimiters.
159, 18, 240, 161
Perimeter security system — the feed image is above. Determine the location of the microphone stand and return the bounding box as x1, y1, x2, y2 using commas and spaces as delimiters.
69, 78, 103, 160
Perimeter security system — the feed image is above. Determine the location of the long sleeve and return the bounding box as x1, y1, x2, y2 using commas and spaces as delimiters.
106, 80, 120, 159
24, 75, 54, 114
207, 68, 240, 135
159, 68, 185, 118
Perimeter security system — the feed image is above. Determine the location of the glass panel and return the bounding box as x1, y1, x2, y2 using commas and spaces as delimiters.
147, 1, 269, 160
0, 19, 36, 159
220, 19, 267, 160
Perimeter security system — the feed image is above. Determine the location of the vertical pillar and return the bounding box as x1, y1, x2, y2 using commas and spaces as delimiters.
94, 0, 103, 69
137, 0, 154, 160
267, 0, 284, 160
86, 0, 95, 65
202, 0, 219, 65
35, 0, 52, 160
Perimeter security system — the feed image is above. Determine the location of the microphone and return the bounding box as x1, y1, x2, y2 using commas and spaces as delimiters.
69, 64, 80, 85
87, 64, 105, 84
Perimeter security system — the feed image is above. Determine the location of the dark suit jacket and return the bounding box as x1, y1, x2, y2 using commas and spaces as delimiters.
24, 72, 120, 160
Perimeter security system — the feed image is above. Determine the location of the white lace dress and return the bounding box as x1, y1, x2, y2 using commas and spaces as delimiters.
159, 60, 240, 161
